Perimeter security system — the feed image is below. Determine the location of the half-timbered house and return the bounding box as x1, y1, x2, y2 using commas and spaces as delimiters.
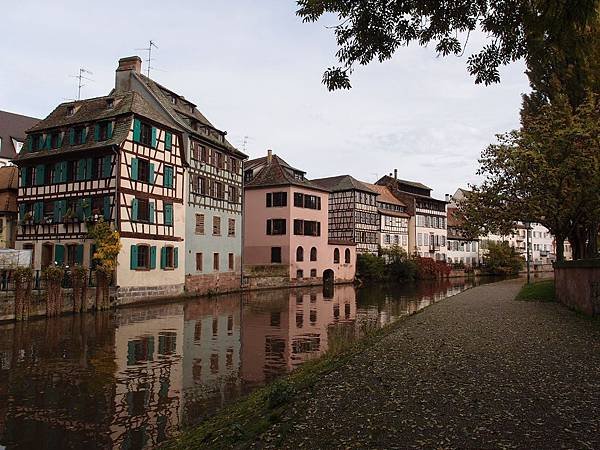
112, 57, 247, 294
362, 183, 410, 252
15, 61, 187, 302
377, 171, 448, 260
311, 175, 379, 254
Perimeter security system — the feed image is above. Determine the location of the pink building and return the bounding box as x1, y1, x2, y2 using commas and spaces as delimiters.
243, 151, 355, 288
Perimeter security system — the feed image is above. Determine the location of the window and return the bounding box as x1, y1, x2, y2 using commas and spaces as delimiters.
228, 253, 234, 270
164, 203, 173, 226
266, 219, 286, 235
196, 253, 203, 271
294, 193, 303, 207
195, 214, 205, 235
140, 122, 152, 146
213, 253, 219, 271
213, 216, 221, 235
214, 152, 224, 169
50, 132, 61, 149
228, 218, 235, 236
266, 192, 287, 207
162, 246, 174, 269
296, 269, 303, 279
67, 106, 75, 116
296, 246, 304, 262
195, 175, 207, 195
137, 245, 150, 269
334, 248, 340, 263
213, 181, 224, 199
310, 269, 317, 278
345, 248, 351, 264
97, 121, 112, 141
230, 157, 239, 174
310, 247, 317, 261
271, 247, 282, 263
134, 198, 152, 222
73, 127, 86, 145
163, 165, 174, 188
294, 220, 320, 236
228, 185, 238, 203
137, 158, 151, 183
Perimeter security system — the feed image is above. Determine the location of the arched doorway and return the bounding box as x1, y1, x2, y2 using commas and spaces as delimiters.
323, 269, 334, 284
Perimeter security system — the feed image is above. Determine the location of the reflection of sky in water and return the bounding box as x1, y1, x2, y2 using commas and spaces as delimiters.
0, 277, 496, 449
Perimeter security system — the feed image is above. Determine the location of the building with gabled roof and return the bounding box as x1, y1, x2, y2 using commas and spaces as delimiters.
243, 150, 355, 288
362, 183, 410, 252
0, 110, 40, 166
14, 56, 246, 302
0, 166, 19, 248
377, 170, 448, 260
312, 175, 379, 254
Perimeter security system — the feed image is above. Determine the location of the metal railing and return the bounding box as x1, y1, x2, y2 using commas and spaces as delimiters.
0, 268, 101, 292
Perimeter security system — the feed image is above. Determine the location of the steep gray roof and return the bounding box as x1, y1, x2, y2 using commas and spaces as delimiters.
312, 175, 378, 194
0, 110, 40, 160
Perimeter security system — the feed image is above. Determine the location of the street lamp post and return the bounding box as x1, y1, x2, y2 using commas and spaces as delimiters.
525, 222, 532, 284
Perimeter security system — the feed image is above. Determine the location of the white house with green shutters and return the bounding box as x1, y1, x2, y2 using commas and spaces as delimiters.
15, 62, 187, 302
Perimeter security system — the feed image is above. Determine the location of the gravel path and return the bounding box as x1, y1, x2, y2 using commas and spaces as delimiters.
254, 278, 600, 449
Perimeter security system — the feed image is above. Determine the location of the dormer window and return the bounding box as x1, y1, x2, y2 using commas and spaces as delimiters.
66, 106, 75, 116
171, 96, 177, 105
106, 99, 114, 109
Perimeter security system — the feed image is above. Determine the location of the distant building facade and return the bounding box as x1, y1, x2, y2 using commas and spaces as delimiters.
312, 175, 379, 254
377, 172, 447, 260
362, 183, 410, 252
243, 151, 356, 287
0, 110, 39, 167
0, 167, 18, 248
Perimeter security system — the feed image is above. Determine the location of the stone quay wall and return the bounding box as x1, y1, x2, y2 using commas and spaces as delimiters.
554, 259, 600, 316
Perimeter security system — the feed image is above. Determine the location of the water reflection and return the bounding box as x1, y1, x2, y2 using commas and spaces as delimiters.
0, 277, 496, 449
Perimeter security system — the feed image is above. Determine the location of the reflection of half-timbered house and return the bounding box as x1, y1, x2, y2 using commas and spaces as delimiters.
312, 175, 379, 254
15, 57, 187, 301
112, 57, 247, 295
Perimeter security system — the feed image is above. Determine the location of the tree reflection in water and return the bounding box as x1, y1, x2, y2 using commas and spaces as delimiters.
0, 276, 495, 449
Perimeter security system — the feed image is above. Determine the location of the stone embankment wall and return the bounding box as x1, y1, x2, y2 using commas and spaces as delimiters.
555, 259, 600, 315
0, 288, 99, 321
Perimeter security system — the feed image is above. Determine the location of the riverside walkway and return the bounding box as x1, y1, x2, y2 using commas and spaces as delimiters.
255, 278, 600, 449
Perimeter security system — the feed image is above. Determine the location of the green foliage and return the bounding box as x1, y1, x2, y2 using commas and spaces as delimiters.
380, 245, 417, 281
482, 242, 524, 275
356, 252, 386, 281
266, 380, 296, 409
296, 0, 599, 90
71, 264, 87, 281
516, 280, 555, 302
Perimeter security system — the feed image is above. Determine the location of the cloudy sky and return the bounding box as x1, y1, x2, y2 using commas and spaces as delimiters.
1, 0, 529, 198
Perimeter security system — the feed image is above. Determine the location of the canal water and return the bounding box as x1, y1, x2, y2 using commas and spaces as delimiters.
0, 277, 500, 449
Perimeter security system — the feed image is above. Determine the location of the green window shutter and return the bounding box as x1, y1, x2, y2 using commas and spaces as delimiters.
107, 121, 113, 138
86, 158, 93, 180
81, 127, 87, 143
52, 163, 60, 184
76, 198, 84, 219
44, 135, 50, 150
84, 197, 92, 218
53, 201, 61, 221
26, 136, 32, 151
102, 155, 111, 178
33, 201, 43, 223
132, 198, 138, 221
20, 168, 28, 187
55, 244, 65, 265
151, 127, 157, 148
149, 201, 155, 223
164, 203, 173, 226
60, 161, 68, 182
69, 128, 75, 145
35, 164, 45, 186
60, 200, 67, 221
131, 158, 138, 181
165, 132, 172, 150
149, 163, 155, 184
174, 247, 178, 268
160, 247, 166, 269
76, 160, 86, 181
103, 196, 111, 220
130, 245, 138, 269
163, 166, 173, 188
76, 244, 84, 264
57, 133, 63, 148
94, 124, 100, 141
133, 118, 141, 142
150, 246, 157, 270
19, 204, 26, 221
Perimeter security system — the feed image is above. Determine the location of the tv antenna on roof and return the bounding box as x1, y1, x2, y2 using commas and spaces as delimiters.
136, 40, 158, 78
71, 68, 94, 100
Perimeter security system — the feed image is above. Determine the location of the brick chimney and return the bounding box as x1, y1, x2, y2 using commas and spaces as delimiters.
115, 56, 142, 92
394, 168, 398, 179
267, 149, 273, 164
